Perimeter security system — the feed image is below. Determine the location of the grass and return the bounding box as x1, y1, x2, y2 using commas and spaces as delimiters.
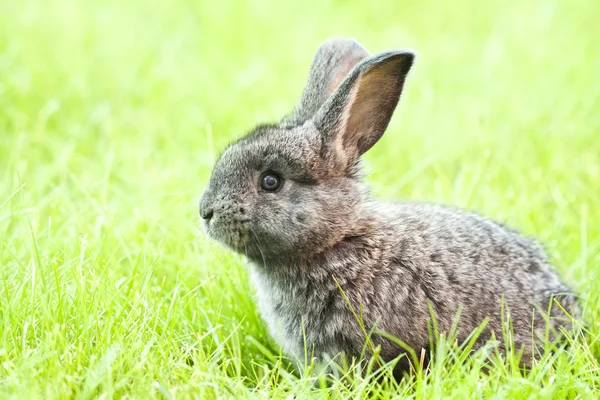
1, 0, 599, 398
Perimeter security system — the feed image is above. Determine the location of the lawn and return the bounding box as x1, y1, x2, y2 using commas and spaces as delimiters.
0, 0, 599, 398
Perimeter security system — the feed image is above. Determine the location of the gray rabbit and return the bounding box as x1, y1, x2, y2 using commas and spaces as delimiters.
198, 38, 580, 377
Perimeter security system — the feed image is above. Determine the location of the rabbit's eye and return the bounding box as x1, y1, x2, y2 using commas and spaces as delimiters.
260, 172, 282, 192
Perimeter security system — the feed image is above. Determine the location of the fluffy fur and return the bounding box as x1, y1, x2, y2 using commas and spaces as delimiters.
198, 38, 580, 376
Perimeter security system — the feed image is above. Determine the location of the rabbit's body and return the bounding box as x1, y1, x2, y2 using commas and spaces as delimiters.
199, 38, 579, 375
249, 201, 577, 367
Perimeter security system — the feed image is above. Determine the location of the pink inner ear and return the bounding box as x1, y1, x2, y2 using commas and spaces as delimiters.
341, 60, 406, 155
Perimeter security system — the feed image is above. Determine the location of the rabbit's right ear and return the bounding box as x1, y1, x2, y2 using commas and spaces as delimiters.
280, 38, 369, 127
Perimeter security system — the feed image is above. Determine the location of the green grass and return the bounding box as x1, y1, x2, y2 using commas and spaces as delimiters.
1, 0, 599, 398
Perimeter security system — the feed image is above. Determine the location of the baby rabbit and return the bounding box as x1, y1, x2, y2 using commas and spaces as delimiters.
199, 38, 580, 377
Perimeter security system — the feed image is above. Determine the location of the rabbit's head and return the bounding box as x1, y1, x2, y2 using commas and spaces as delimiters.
199, 38, 414, 265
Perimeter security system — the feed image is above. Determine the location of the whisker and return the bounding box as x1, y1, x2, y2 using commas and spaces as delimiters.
250, 229, 267, 269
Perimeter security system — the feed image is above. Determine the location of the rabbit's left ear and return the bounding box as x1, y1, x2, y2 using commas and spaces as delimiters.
281, 38, 370, 127
313, 51, 414, 162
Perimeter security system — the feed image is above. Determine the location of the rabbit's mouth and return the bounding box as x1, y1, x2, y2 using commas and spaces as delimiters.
203, 217, 254, 253
208, 223, 275, 262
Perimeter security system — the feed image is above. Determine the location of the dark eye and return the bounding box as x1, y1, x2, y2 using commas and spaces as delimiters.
260, 172, 282, 191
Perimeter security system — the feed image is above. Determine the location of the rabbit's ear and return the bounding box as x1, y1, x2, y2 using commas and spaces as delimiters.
280, 38, 370, 127
314, 51, 414, 161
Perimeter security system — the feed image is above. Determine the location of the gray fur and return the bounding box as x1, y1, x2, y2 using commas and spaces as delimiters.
198, 38, 580, 376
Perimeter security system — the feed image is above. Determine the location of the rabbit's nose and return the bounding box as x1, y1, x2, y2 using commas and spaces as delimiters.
201, 208, 214, 221
199, 195, 214, 221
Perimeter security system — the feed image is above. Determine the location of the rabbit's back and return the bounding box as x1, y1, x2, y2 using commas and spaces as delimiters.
369, 201, 579, 354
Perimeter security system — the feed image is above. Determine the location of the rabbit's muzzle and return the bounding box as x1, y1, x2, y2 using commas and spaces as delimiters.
199, 194, 251, 251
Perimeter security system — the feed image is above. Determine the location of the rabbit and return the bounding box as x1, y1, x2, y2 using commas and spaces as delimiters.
198, 38, 580, 378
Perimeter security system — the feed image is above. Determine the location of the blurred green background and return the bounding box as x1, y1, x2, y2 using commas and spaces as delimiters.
0, 0, 599, 398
